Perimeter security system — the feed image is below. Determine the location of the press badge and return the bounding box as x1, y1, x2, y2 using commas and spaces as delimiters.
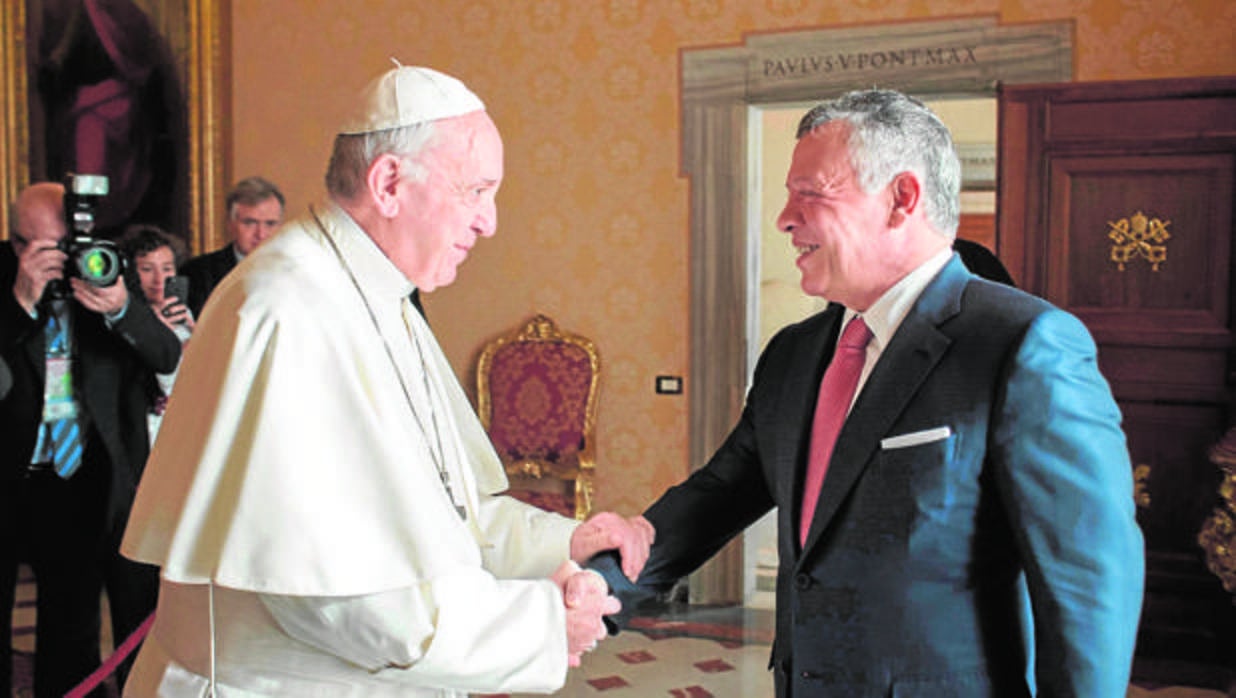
42, 356, 79, 421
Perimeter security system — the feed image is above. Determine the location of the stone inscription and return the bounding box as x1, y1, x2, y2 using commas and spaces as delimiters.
763, 45, 979, 79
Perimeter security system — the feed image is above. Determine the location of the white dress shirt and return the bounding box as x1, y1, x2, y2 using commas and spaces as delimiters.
840, 247, 953, 407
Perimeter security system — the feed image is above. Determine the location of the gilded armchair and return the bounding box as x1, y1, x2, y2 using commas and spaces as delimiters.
477, 314, 599, 520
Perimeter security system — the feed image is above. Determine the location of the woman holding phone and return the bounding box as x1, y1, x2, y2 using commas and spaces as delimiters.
120, 224, 194, 442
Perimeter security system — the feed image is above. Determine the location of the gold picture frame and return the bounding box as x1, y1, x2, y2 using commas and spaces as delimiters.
0, 0, 227, 254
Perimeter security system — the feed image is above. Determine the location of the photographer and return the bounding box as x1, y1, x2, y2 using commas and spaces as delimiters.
120, 224, 194, 444
0, 181, 180, 696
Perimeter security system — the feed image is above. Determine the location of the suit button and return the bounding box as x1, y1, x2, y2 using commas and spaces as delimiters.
795, 573, 812, 590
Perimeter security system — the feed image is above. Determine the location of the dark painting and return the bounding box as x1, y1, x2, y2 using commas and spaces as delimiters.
25, 0, 188, 241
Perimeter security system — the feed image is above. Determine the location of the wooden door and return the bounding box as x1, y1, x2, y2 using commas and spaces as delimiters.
999, 76, 1236, 677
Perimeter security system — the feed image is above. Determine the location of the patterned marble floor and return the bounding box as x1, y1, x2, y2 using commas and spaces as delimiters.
509, 630, 775, 697
483, 629, 1233, 698
484, 605, 1234, 698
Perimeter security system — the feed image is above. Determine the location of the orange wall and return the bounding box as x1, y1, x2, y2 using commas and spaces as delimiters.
229, 1, 1236, 515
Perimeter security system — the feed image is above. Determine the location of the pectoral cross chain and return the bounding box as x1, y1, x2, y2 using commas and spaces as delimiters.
440, 470, 467, 521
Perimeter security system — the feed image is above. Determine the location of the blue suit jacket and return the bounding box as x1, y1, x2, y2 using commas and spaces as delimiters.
603, 255, 1144, 697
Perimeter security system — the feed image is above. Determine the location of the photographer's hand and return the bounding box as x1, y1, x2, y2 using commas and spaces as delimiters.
12, 239, 65, 315
72, 277, 128, 317
152, 297, 192, 332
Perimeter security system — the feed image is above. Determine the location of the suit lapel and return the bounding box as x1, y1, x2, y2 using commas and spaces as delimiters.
797, 256, 971, 558
23, 317, 46, 379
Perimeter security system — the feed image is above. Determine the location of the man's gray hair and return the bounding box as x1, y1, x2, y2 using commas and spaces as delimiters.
324, 122, 439, 201
796, 89, 962, 238
226, 176, 285, 219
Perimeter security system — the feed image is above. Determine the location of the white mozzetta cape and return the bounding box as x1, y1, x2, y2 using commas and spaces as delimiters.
121, 204, 578, 695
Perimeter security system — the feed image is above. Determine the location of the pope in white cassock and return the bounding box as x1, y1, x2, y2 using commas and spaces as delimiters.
120, 64, 654, 697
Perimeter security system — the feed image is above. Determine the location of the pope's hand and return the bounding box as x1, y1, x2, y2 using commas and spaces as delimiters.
569, 512, 655, 581
552, 561, 620, 667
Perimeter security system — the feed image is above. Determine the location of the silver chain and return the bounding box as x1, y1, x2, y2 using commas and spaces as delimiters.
314, 207, 467, 520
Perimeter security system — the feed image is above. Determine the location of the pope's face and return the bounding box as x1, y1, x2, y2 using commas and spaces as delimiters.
389, 111, 503, 292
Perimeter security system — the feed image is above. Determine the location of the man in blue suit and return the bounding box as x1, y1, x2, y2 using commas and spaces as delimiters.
600, 90, 1144, 696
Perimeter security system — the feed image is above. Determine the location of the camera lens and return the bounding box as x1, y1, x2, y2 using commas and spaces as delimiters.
71, 242, 123, 287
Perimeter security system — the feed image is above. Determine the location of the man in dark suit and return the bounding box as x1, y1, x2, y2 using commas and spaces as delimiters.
180, 176, 284, 317
0, 182, 181, 696
599, 91, 1143, 697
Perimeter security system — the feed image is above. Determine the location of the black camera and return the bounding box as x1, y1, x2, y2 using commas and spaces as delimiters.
53, 174, 124, 295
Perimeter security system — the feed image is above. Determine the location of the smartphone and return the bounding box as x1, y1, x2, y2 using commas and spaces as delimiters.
163, 275, 190, 315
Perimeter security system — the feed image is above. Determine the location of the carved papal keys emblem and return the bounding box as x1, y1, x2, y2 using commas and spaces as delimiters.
1107, 210, 1171, 272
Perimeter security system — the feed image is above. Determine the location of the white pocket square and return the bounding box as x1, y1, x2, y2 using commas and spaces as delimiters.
880, 426, 952, 450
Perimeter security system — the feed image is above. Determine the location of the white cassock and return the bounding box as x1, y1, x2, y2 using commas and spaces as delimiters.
121, 203, 580, 697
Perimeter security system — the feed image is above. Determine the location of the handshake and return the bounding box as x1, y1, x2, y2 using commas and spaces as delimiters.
556, 512, 655, 666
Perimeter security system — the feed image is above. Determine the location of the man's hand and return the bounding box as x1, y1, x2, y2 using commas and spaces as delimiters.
551, 560, 620, 667
12, 239, 65, 314
570, 512, 654, 581
71, 277, 128, 317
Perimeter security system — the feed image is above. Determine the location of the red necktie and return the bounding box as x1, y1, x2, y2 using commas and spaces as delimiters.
800, 316, 872, 546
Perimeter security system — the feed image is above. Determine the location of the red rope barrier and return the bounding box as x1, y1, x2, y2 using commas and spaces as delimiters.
64, 611, 155, 698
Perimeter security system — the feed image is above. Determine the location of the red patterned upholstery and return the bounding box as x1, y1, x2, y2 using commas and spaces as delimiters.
505, 489, 575, 519
478, 314, 599, 520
